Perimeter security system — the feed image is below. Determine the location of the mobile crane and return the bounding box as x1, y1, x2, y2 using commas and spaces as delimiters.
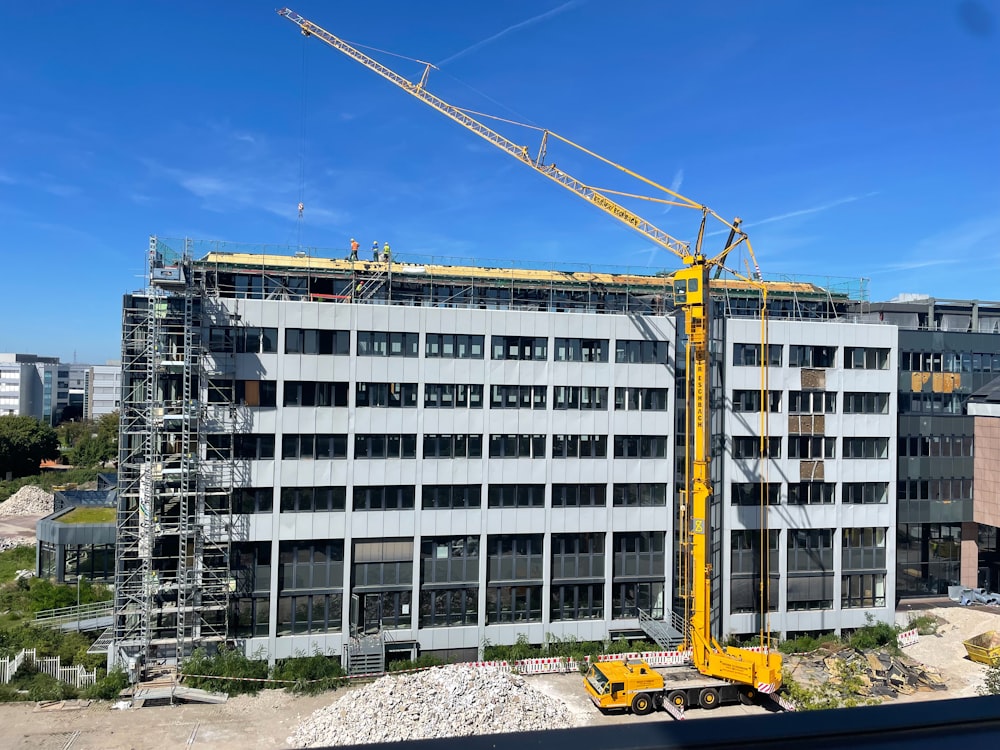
277, 8, 783, 713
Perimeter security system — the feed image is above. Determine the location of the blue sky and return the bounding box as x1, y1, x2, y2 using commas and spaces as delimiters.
1, 1, 998, 364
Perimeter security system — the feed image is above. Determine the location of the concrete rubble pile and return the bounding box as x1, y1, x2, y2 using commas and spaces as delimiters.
0, 486, 54, 517
287, 664, 577, 748
0, 536, 35, 552
793, 647, 948, 699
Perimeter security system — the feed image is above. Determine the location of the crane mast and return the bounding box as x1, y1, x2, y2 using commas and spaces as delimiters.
278, 8, 781, 695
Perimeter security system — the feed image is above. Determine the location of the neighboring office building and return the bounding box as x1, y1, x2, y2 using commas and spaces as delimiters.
0, 353, 62, 423
85, 363, 122, 421
860, 299, 1000, 598
41, 362, 70, 426
113, 239, 893, 670
0, 354, 120, 425
65, 363, 90, 421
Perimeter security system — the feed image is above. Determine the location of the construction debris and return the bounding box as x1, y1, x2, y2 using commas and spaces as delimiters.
0, 486, 54, 517
953, 588, 1000, 607
286, 665, 577, 748
788, 647, 947, 700
0, 536, 35, 552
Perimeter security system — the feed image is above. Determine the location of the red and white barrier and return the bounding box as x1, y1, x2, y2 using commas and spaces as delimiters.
897, 628, 919, 648
592, 650, 692, 667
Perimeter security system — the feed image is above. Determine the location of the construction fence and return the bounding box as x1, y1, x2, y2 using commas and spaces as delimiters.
0, 648, 98, 690
466, 649, 694, 676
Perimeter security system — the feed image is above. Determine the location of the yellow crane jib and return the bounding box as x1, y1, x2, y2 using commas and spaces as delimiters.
277, 7, 781, 700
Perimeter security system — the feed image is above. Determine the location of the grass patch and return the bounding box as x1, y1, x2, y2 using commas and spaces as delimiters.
58, 507, 115, 524
0, 547, 36, 584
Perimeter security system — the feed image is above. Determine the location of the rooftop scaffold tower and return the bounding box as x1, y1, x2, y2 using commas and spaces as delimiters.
112, 237, 242, 679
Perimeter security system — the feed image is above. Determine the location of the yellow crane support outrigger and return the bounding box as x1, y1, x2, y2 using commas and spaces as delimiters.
277, 7, 782, 702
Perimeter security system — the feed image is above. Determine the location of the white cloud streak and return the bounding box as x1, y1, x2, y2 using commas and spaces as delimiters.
873, 215, 1000, 274
143, 158, 349, 228
436, 1, 584, 67
745, 192, 879, 229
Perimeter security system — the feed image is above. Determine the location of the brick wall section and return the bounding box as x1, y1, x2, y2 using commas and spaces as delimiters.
967, 416, 1000, 587
962, 521, 979, 587
974, 416, 1000, 527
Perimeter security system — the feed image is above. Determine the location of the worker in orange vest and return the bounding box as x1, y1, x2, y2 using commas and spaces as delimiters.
349, 238, 359, 261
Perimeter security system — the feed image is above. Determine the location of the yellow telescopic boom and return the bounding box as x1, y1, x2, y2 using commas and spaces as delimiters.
277, 7, 781, 694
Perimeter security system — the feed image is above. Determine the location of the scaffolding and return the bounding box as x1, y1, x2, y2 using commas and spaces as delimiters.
113, 237, 240, 677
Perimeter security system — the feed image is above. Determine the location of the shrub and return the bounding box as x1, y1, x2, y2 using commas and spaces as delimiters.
25, 672, 79, 701
781, 662, 879, 711
779, 634, 827, 654
847, 615, 900, 652
906, 614, 939, 636
0, 685, 28, 702
4, 664, 79, 702
272, 653, 345, 694
544, 634, 604, 665
84, 668, 129, 700
483, 634, 542, 662
387, 653, 444, 673
484, 633, 661, 664
180, 646, 268, 696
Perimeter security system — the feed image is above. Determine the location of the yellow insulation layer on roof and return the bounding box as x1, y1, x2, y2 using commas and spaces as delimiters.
198, 252, 822, 293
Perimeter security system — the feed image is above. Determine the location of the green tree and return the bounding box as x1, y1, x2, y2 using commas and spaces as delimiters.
0, 416, 60, 479
56, 420, 89, 450
64, 412, 118, 467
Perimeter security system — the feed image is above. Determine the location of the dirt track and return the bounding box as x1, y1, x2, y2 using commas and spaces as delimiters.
0, 602, 997, 749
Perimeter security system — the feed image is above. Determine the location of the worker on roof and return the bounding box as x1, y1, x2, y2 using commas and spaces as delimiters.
372, 241, 379, 261
382, 242, 391, 263
349, 238, 359, 261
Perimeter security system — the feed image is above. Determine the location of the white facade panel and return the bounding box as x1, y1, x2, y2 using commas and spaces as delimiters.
721, 317, 897, 639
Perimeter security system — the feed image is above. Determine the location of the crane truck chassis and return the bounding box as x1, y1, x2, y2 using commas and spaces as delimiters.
584, 659, 759, 714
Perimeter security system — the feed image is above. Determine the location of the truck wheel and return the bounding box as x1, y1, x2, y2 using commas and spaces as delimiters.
699, 687, 720, 710
738, 687, 756, 706
666, 690, 688, 710
631, 693, 654, 716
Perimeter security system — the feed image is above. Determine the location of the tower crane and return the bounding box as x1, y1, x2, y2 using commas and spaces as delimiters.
277, 8, 783, 704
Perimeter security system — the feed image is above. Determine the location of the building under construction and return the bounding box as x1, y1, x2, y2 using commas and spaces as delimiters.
112, 236, 894, 675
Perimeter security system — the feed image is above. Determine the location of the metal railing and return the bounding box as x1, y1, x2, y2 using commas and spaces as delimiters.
34, 601, 114, 630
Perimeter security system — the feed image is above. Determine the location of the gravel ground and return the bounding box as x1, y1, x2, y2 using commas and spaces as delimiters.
896, 604, 1000, 699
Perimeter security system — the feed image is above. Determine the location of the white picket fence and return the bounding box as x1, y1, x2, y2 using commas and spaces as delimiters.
0, 648, 97, 689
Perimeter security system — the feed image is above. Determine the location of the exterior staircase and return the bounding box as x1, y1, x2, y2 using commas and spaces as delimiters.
353, 269, 387, 301
637, 608, 687, 649
347, 633, 386, 676
87, 626, 116, 655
